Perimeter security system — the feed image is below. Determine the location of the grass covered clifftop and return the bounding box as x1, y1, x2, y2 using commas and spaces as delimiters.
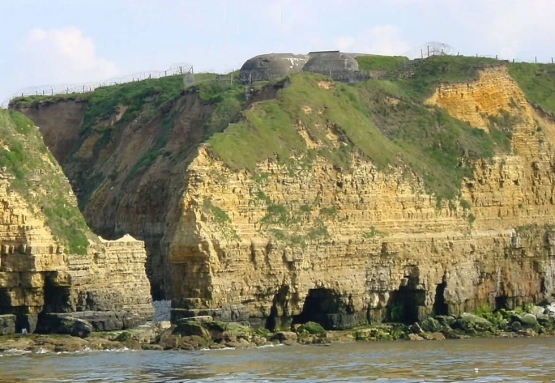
0, 109, 90, 254
10, 55, 555, 206
209, 57, 522, 201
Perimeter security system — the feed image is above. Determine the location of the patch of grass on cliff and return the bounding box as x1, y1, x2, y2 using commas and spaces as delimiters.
82, 74, 185, 131
0, 110, 89, 254
399, 55, 502, 99
356, 55, 409, 72
9, 93, 89, 109
209, 59, 518, 201
209, 72, 399, 173
201, 198, 239, 241
356, 79, 503, 199
507, 62, 555, 115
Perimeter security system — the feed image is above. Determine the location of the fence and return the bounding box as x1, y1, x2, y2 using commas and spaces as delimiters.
413, 44, 555, 64
1, 63, 195, 108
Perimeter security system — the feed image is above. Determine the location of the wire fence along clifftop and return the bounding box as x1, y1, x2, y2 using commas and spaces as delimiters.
3, 51, 555, 108
1, 63, 195, 107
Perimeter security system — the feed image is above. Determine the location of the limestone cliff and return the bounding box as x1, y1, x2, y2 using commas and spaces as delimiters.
169, 64, 555, 328
0, 110, 153, 334
11, 56, 555, 330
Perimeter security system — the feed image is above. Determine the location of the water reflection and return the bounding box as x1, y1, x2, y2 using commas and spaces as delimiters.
1, 337, 555, 382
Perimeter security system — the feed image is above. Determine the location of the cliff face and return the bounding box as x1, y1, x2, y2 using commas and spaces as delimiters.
0, 110, 153, 334
12, 57, 555, 330
169, 65, 555, 328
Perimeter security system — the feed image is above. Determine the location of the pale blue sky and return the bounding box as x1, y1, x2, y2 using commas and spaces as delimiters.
1, 0, 554, 105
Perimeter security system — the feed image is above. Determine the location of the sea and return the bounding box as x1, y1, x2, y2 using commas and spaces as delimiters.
1, 336, 555, 382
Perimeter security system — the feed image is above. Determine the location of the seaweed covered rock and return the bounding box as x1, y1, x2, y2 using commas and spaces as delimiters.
453, 313, 494, 334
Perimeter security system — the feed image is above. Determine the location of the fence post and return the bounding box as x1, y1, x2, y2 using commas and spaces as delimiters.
552, 57, 554, 64
535, 56, 537, 63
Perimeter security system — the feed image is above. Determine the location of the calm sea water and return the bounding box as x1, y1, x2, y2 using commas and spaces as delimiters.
1, 337, 554, 382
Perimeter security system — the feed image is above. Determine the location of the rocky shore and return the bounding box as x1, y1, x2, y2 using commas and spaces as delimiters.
2, 304, 555, 353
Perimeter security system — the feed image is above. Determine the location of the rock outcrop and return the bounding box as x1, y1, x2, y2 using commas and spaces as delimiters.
11, 57, 555, 331
0, 111, 153, 334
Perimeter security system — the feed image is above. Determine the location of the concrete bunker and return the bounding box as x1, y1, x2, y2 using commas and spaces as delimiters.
239, 53, 308, 83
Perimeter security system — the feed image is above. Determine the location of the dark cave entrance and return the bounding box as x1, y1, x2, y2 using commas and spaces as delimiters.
265, 285, 290, 331
495, 295, 508, 310
387, 287, 426, 323
432, 282, 448, 316
293, 288, 356, 330
43, 274, 72, 313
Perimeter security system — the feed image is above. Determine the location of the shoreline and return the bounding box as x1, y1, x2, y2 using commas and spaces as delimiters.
1, 309, 553, 354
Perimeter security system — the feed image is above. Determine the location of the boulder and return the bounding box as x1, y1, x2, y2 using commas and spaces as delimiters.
270, 331, 297, 343
519, 313, 539, 329
420, 317, 442, 332
173, 321, 209, 338
454, 313, 493, 333
407, 333, 424, 341
37, 313, 93, 338
435, 315, 456, 327
0, 314, 16, 335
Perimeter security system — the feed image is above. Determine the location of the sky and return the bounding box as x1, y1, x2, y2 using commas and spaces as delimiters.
1, 0, 554, 106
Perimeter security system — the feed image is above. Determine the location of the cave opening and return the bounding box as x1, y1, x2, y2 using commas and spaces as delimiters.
432, 282, 448, 316
386, 287, 426, 323
43, 275, 72, 313
265, 285, 290, 331
0, 289, 12, 315
293, 288, 356, 330
495, 295, 508, 310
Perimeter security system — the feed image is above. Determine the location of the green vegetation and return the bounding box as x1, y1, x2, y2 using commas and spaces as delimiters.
81, 75, 184, 132
255, 192, 331, 248
10, 93, 89, 107
13, 54, 554, 217
209, 72, 400, 173
398, 55, 501, 99
507, 62, 555, 115
201, 198, 239, 241
362, 226, 384, 239
356, 55, 409, 72
0, 110, 89, 254
210, 56, 515, 201
385, 302, 405, 322
297, 321, 326, 334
